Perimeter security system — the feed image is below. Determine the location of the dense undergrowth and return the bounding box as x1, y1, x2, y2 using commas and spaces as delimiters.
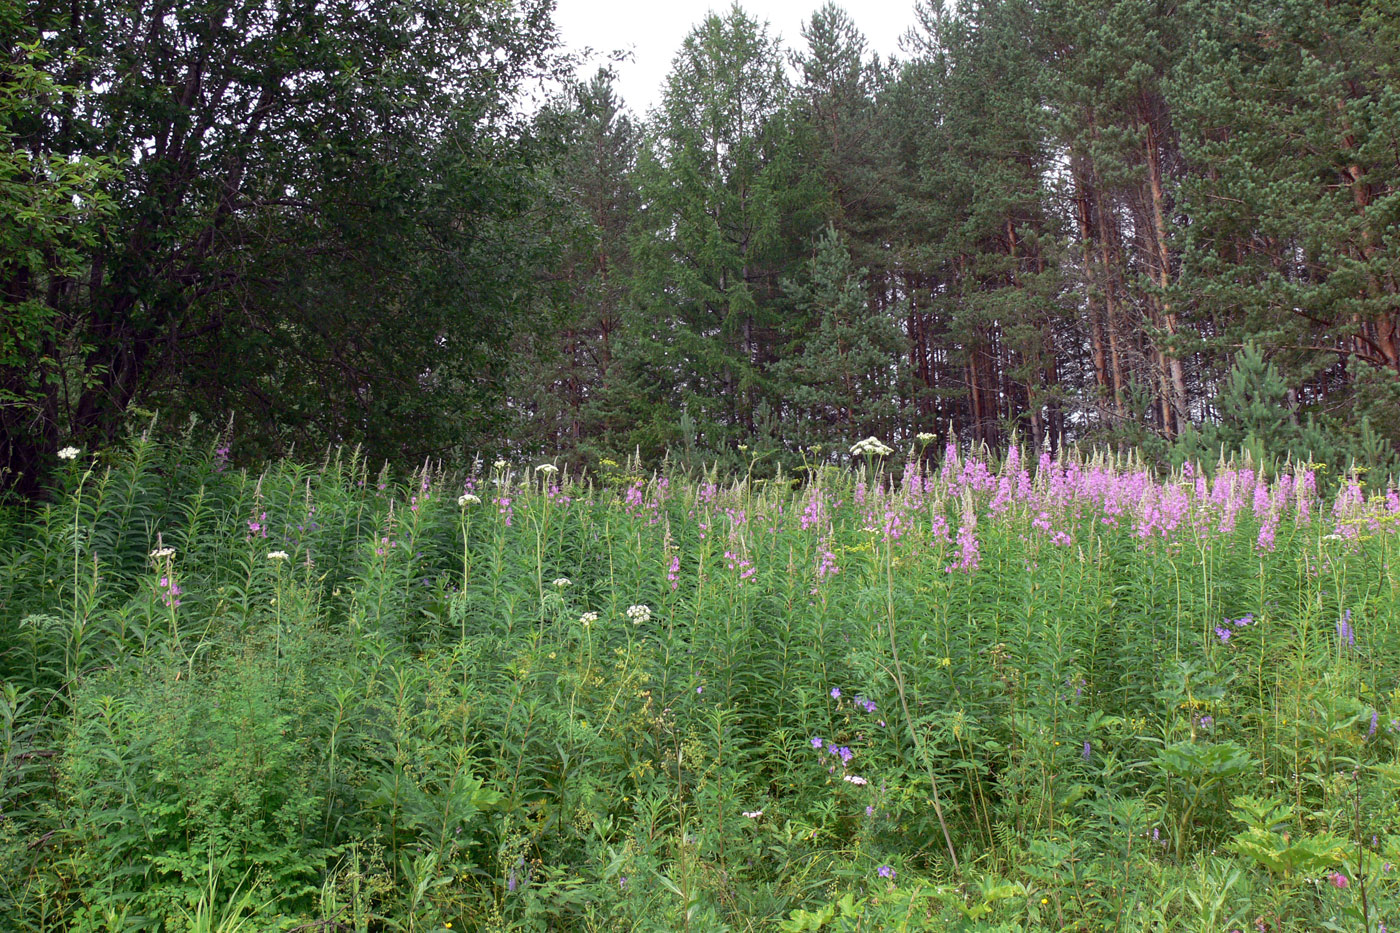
2, 428, 1399, 932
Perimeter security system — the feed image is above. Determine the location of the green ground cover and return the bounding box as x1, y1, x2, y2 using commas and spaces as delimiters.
2, 431, 1398, 931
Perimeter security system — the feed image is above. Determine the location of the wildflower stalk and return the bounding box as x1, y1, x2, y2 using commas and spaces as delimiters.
883, 533, 960, 875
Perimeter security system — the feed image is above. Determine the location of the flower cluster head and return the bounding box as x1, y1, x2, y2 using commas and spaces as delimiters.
156, 574, 183, 610
877, 865, 895, 880
552, 577, 571, 588
268, 550, 289, 561
150, 546, 176, 560
844, 774, 868, 786
579, 611, 599, 627
57, 446, 81, 461
830, 687, 841, 699
535, 463, 558, 475
626, 604, 651, 625
1329, 872, 1349, 889
915, 432, 936, 445
458, 493, 481, 507
850, 436, 893, 457
742, 809, 764, 819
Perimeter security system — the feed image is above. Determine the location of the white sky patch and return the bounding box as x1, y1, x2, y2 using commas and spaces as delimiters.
552, 0, 921, 117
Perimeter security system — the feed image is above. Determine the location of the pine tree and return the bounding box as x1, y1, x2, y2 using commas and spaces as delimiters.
1172, 0, 1400, 450
509, 70, 641, 461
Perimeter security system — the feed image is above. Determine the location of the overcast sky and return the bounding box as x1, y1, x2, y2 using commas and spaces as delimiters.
551, 0, 923, 117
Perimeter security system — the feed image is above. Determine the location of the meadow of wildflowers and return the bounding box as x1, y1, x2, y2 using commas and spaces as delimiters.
1, 430, 1398, 931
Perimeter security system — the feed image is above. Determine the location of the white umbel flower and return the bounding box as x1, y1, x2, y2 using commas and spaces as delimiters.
579, 611, 599, 627
552, 577, 571, 588
150, 546, 176, 560
849, 437, 893, 457
915, 432, 936, 444
742, 809, 764, 819
458, 493, 481, 506
57, 446, 81, 461
536, 463, 558, 475
267, 550, 290, 561
843, 775, 869, 786
625, 604, 652, 625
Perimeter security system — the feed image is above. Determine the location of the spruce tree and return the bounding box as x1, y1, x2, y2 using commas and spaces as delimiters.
625, 4, 819, 456
772, 226, 905, 450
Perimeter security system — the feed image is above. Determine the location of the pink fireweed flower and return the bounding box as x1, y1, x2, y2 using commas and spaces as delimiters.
1256, 518, 1277, 552
946, 514, 980, 574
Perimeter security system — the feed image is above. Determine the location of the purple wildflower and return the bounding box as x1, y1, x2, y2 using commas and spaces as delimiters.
811, 737, 823, 749
831, 687, 841, 700
877, 865, 895, 880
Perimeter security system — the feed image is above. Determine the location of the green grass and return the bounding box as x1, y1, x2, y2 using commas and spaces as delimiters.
1, 431, 1398, 931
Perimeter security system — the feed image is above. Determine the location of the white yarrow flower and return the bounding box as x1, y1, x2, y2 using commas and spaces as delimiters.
552, 577, 572, 588
579, 611, 599, 627
458, 493, 481, 506
742, 809, 764, 819
843, 775, 869, 786
625, 604, 652, 625
267, 550, 290, 561
57, 446, 81, 461
149, 546, 176, 560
